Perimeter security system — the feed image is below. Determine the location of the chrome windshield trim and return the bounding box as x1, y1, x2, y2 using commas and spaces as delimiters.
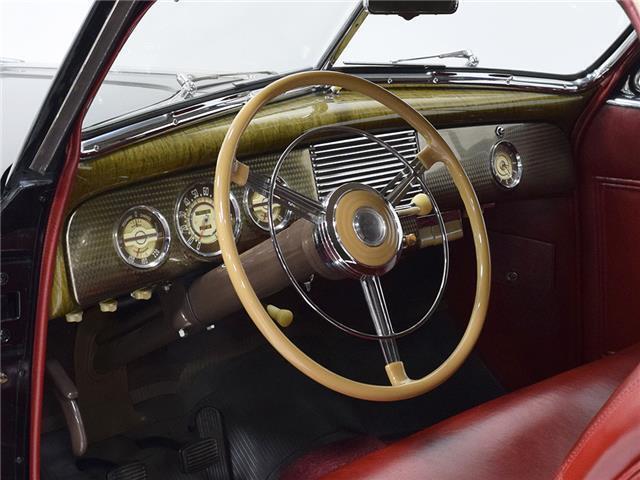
351, 30, 637, 94
80, 87, 315, 159
80, 25, 636, 159
316, 2, 367, 70
606, 97, 640, 109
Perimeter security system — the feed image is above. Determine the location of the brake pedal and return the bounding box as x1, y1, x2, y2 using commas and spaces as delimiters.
106, 462, 147, 480
179, 438, 218, 473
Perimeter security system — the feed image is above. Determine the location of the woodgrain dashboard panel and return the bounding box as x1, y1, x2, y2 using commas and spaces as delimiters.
62, 122, 573, 312
51, 85, 588, 318
64, 149, 315, 308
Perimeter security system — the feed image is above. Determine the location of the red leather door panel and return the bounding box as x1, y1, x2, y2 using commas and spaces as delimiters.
579, 104, 640, 360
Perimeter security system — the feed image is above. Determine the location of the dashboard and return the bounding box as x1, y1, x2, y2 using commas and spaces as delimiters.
64, 122, 572, 310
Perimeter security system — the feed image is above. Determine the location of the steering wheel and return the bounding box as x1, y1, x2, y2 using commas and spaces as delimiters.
214, 71, 490, 401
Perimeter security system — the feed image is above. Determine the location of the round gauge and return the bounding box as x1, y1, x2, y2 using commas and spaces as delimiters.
176, 181, 241, 258
243, 179, 293, 232
490, 141, 523, 189
114, 206, 171, 269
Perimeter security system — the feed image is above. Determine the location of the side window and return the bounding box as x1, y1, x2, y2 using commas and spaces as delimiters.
0, 1, 91, 173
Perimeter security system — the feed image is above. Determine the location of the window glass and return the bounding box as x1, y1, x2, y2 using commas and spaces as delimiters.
84, 0, 357, 128
0, 0, 92, 171
339, 1, 631, 75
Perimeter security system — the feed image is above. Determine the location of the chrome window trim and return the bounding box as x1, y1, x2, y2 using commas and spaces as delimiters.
316, 3, 368, 70
606, 97, 640, 109
79, 24, 636, 160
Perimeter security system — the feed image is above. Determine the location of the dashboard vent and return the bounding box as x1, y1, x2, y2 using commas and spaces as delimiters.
309, 129, 421, 205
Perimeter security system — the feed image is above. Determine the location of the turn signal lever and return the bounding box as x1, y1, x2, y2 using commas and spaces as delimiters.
397, 193, 433, 217
184, 219, 325, 331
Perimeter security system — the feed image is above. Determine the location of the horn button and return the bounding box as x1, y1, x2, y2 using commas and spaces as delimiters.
315, 184, 403, 278
353, 207, 387, 247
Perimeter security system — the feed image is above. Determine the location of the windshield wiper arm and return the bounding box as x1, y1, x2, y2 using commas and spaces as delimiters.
176, 70, 277, 98
344, 49, 479, 68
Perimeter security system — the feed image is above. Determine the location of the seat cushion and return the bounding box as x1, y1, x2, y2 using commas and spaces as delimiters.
321, 344, 640, 480
557, 359, 640, 480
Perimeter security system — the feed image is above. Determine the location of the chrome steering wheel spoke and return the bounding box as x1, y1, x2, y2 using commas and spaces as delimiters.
360, 275, 401, 364
246, 170, 325, 223
380, 157, 425, 206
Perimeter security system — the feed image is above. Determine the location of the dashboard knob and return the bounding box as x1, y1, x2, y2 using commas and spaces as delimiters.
266, 304, 294, 328
411, 193, 432, 216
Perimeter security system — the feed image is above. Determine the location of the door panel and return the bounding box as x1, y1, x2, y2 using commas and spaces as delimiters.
579, 103, 640, 359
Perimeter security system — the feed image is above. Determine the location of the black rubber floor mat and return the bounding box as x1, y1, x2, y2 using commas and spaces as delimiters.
106, 463, 147, 480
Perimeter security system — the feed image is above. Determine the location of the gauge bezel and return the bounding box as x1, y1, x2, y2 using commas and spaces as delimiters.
243, 178, 293, 232
490, 140, 523, 190
113, 205, 171, 270
175, 181, 242, 258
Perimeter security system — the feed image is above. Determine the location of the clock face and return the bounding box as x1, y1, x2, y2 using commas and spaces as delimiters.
243, 178, 292, 232
490, 141, 523, 189
176, 181, 241, 258
114, 206, 170, 269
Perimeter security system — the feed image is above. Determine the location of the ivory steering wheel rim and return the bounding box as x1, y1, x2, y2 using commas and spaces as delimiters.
214, 71, 491, 402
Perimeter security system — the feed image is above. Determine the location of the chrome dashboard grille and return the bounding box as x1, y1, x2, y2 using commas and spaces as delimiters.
309, 129, 421, 205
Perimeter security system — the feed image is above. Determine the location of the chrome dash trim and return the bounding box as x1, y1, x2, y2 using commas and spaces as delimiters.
80, 86, 316, 159
606, 97, 640, 109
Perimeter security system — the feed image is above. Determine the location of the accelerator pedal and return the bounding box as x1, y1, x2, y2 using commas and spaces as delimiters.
106, 462, 147, 480
190, 406, 232, 480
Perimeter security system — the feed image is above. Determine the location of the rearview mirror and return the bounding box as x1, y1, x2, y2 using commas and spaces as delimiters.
365, 0, 458, 20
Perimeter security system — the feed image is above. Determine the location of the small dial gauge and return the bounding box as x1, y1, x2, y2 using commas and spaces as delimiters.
176, 181, 241, 258
243, 179, 292, 232
490, 141, 523, 189
114, 206, 171, 269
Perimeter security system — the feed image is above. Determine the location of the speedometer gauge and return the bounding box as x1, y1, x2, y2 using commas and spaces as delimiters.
114, 206, 170, 269
243, 179, 292, 232
176, 181, 241, 258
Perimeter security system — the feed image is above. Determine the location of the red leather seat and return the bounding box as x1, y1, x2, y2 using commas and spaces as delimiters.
321, 344, 640, 480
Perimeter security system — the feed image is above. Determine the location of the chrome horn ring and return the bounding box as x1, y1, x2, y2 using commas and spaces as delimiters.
268, 125, 450, 341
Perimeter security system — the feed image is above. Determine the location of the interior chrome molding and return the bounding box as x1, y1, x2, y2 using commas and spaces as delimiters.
80, 87, 316, 159
606, 67, 640, 109
359, 31, 637, 93
79, 27, 636, 161
607, 97, 640, 109
316, 3, 368, 70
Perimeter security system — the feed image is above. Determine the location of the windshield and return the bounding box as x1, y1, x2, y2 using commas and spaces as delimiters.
338, 1, 631, 75
84, 0, 358, 128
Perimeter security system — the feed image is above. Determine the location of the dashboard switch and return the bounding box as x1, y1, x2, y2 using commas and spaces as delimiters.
131, 288, 153, 301
65, 311, 83, 323
99, 299, 118, 313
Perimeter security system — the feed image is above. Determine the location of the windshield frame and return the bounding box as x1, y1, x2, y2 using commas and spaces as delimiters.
79, 2, 636, 160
